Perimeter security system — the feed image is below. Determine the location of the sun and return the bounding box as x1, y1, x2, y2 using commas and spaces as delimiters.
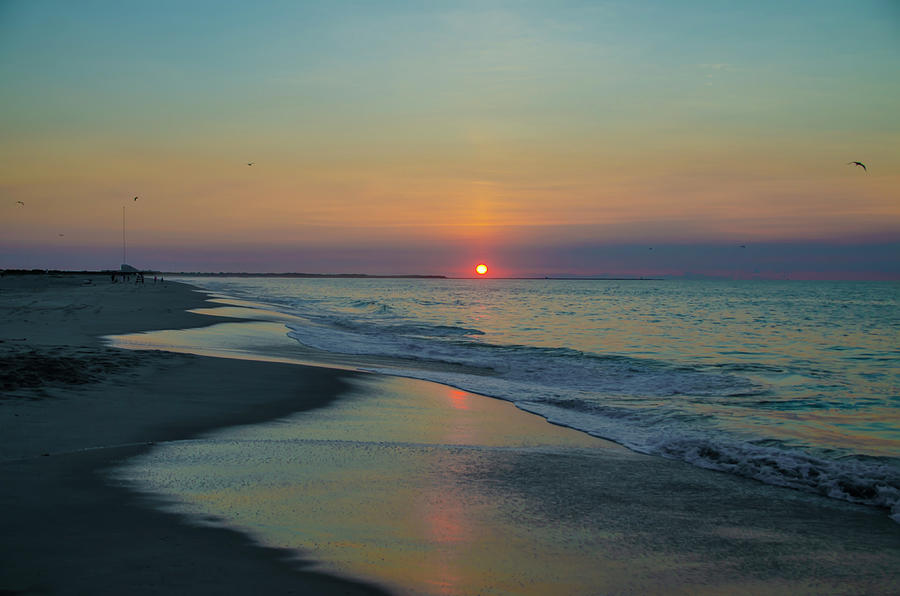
475, 263, 488, 275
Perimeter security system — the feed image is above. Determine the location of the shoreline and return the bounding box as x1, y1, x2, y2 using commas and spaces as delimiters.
0, 273, 390, 595
3, 272, 899, 594
117, 279, 900, 524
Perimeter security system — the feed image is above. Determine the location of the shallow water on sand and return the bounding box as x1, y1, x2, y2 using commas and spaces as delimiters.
114, 375, 900, 595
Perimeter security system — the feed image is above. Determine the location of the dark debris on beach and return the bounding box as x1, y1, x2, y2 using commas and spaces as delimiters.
0, 347, 144, 399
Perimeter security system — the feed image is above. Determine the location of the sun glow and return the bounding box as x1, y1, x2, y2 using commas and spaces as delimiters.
475, 263, 488, 275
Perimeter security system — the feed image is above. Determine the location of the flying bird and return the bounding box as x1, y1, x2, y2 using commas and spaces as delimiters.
58, 234, 64, 237
133, 196, 139, 201
847, 161, 867, 172
247, 162, 255, 166
16, 201, 24, 205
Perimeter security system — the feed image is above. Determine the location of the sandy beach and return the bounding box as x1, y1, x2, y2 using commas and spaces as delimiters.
0, 273, 387, 595
2, 273, 899, 595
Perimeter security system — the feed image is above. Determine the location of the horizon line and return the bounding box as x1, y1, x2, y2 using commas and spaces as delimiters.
8, 269, 899, 281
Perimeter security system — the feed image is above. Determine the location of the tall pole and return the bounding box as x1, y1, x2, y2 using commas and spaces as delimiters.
122, 205, 126, 265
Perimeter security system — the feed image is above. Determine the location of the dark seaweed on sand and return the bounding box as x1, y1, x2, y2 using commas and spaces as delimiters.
0, 348, 142, 397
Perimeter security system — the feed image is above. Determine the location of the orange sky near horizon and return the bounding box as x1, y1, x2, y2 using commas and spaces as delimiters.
1, 1, 898, 277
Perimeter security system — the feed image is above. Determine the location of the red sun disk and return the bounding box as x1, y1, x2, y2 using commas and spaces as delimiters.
475, 263, 488, 275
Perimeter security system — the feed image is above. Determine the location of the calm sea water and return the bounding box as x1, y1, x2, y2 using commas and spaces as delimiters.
178, 277, 899, 519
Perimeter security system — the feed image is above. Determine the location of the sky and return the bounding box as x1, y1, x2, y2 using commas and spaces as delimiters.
1, 0, 898, 278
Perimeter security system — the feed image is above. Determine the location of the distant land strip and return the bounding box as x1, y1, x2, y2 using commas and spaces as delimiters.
171, 272, 447, 279
0, 269, 445, 279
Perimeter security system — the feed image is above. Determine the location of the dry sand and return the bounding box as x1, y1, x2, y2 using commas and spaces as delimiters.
0, 273, 387, 595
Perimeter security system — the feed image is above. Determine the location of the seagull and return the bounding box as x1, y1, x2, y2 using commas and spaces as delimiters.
847, 161, 867, 172
247, 162, 255, 166
16, 201, 24, 205
133, 196, 139, 201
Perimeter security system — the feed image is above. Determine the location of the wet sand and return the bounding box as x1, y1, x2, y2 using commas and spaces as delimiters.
2, 273, 899, 595
118, 373, 900, 595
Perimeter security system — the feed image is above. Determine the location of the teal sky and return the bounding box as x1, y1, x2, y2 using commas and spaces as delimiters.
1, 1, 898, 277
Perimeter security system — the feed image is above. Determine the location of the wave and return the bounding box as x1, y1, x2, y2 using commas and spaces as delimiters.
282, 314, 898, 521
285, 321, 762, 398
347, 299, 394, 314
361, 367, 900, 522
517, 400, 899, 518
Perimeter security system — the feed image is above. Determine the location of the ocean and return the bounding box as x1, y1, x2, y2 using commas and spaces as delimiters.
161, 276, 899, 521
